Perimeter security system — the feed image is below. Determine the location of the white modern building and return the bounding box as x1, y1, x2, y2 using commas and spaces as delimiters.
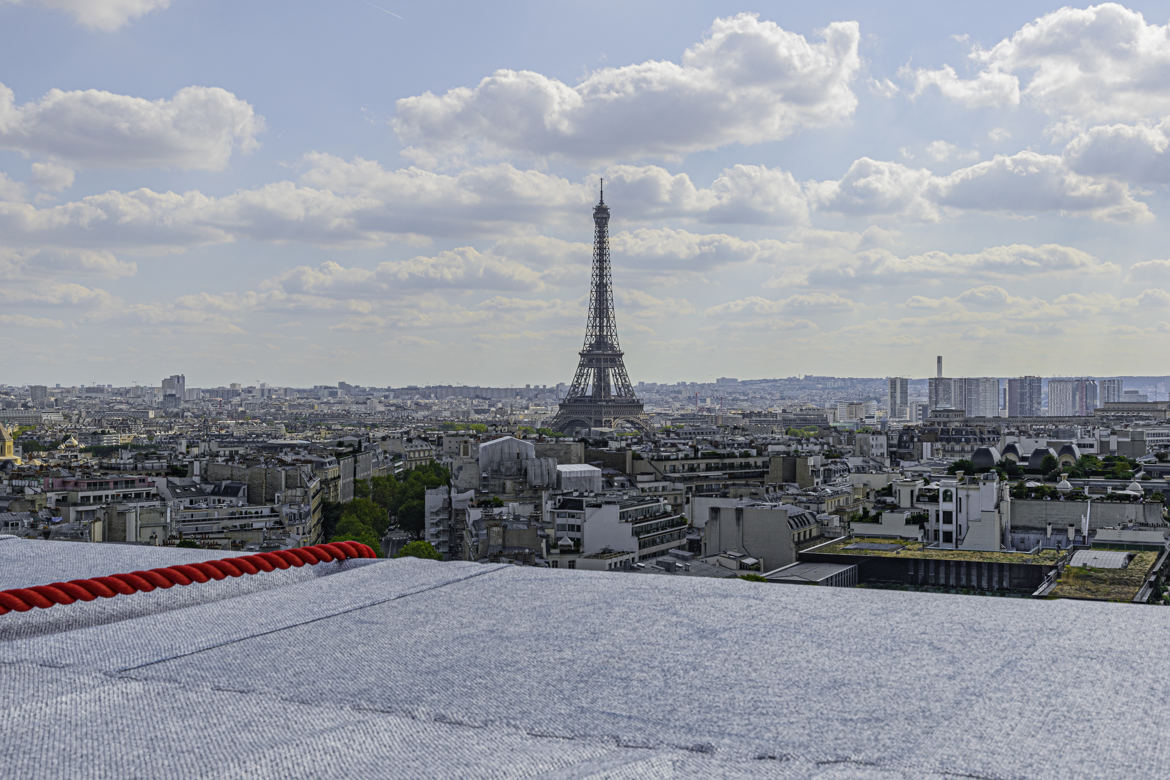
545, 493, 687, 567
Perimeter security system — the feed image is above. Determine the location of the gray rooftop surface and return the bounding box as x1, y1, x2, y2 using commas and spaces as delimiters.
3, 537, 1170, 777
764, 561, 857, 583
845, 542, 905, 551
1069, 549, 1134, 569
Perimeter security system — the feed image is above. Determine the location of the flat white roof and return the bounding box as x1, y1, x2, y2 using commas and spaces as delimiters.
556, 464, 601, 474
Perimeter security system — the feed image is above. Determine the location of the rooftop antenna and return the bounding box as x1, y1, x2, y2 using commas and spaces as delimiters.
599, 177, 604, 205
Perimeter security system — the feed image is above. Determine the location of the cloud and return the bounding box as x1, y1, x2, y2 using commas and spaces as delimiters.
260, 249, 546, 305
29, 161, 74, 192
1064, 119, 1170, 183
808, 243, 1117, 288
0, 247, 136, 278
4, 0, 171, 30
706, 291, 854, 316
0, 156, 819, 252
816, 151, 1151, 222
936, 151, 1151, 222
909, 4, 1170, 124
392, 13, 861, 163
907, 64, 1019, 108
923, 140, 978, 164
0, 313, 64, 328
0, 82, 263, 170
813, 157, 939, 219
0, 172, 25, 202
1128, 258, 1170, 282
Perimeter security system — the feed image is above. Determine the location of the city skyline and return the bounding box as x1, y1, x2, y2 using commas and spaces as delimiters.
4, 2, 1170, 385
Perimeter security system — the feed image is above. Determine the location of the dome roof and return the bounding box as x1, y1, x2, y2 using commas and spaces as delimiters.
1027, 447, 1058, 470
971, 446, 1001, 470
1056, 476, 1073, 492
1127, 477, 1144, 493
1057, 443, 1081, 460
1001, 442, 1021, 458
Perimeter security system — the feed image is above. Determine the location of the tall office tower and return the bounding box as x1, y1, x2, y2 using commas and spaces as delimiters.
1048, 378, 1098, 416
1082, 379, 1099, 412
161, 374, 186, 410
936, 356, 943, 378
29, 385, 47, 403
1099, 378, 1123, 404
928, 376, 954, 410
161, 374, 186, 397
1007, 376, 1042, 417
957, 377, 1000, 418
888, 377, 909, 419
550, 183, 649, 434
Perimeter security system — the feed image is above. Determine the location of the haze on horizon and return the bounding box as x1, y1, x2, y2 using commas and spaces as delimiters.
3, 0, 1170, 388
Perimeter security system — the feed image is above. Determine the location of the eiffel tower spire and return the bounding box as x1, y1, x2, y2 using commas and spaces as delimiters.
550, 182, 650, 434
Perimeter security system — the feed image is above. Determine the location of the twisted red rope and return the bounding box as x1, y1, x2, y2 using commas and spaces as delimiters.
0, 541, 376, 616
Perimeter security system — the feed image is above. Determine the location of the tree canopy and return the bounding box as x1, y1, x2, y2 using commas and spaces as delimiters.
396, 540, 442, 560
325, 462, 451, 553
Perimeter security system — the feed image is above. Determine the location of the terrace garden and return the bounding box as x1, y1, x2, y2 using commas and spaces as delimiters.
816, 537, 1062, 565
1048, 551, 1159, 602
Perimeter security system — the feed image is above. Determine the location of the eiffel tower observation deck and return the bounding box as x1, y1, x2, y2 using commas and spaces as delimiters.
550, 182, 651, 435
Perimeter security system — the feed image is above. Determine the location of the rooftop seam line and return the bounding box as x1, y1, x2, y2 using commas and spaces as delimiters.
114, 563, 510, 673
0, 541, 377, 616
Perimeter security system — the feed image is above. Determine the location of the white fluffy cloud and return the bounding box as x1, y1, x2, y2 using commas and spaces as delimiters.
706, 291, 854, 316
807, 243, 1117, 288
0, 82, 263, 169
1064, 119, 1170, 183
0, 247, 136, 278
815, 157, 938, 220
29, 161, 75, 192
4, 0, 171, 30
936, 151, 1150, 222
908, 4, 1170, 123
908, 64, 1019, 108
816, 152, 1150, 222
1127, 258, 1170, 282
393, 14, 861, 163
0, 172, 25, 202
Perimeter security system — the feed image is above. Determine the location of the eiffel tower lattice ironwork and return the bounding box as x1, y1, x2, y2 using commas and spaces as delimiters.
550, 182, 650, 434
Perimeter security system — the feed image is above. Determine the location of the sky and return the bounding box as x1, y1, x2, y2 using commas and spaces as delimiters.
3, 1, 1170, 388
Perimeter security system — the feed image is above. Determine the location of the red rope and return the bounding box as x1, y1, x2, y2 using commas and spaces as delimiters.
0, 541, 376, 616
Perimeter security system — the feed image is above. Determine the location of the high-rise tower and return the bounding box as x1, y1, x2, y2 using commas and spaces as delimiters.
550, 183, 650, 435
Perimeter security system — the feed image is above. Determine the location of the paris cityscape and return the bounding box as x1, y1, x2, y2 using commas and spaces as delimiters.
5, 1, 1170, 777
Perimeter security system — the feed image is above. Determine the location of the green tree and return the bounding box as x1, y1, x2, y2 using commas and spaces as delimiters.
397, 498, 425, 535
370, 475, 399, 513
320, 500, 344, 541
396, 540, 442, 560
738, 573, 767, 582
1040, 454, 1059, 476
999, 459, 1023, 478
353, 479, 370, 499
330, 516, 382, 556
341, 497, 390, 536
947, 459, 976, 475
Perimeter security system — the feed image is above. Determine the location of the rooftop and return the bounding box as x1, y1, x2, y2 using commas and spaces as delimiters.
814, 536, 1064, 565
3, 536, 1170, 776
1049, 550, 1160, 602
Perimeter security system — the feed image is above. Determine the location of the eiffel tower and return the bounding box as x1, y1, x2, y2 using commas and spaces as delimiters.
550, 182, 651, 435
